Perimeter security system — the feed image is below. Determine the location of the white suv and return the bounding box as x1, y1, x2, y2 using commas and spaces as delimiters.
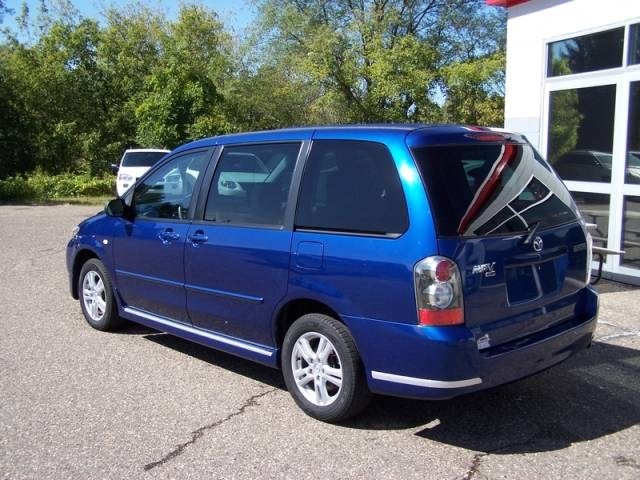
113, 149, 170, 196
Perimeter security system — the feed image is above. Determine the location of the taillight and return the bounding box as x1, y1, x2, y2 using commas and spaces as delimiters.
414, 256, 464, 326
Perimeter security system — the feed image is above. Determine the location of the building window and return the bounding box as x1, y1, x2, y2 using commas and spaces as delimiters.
629, 23, 640, 65
574, 193, 610, 257
547, 85, 617, 181
547, 27, 624, 77
622, 197, 640, 268
626, 81, 640, 185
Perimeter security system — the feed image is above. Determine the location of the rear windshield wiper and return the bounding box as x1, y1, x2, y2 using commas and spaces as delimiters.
523, 221, 541, 245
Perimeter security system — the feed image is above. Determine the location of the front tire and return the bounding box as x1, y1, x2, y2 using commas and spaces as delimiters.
78, 259, 123, 331
282, 314, 371, 422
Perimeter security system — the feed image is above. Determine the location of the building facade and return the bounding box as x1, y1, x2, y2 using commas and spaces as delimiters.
490, 0, 640, 283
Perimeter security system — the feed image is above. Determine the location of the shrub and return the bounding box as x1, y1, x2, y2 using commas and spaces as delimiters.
0, 176, 37, 201
0, 172, 114, 201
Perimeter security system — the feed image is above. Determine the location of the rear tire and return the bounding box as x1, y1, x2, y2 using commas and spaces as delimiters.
78, 259, 123, 331
282, 313, 371, 422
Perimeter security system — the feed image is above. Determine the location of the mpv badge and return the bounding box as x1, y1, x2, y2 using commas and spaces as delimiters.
533, 236, 543, 252
472, 262, 496, 277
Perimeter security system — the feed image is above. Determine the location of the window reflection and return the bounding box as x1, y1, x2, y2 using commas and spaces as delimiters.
548, 85, 616, 182
626, 82, 640, 185
622, 197, 640, 269
573, 193, 610, 257
413, 144, 578, 237
547, 27, 623, 77
629, 24, 640, 66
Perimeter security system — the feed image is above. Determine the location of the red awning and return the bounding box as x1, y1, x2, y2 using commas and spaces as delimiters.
485, 0, 531, 6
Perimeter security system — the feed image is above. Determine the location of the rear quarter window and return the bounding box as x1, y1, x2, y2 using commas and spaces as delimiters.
295, 140, 408, 236
412, 144, 578, 237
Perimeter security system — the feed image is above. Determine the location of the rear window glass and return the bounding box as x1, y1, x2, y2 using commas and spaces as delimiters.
412, 144, 578, 237
122, 151, 167, 167
296, 140, 408, 236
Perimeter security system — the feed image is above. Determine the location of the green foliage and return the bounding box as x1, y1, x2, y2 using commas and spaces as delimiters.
0, 171, 114, 201
441, 51, 506, 125
547, 58, 581, 163
134, 5, 232, 146
548, 89, 581, 163
0, 0, 506, 181
253, 0, 505, 124
0, 175, 34, 201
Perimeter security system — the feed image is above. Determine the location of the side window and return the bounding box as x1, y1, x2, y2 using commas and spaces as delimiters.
295, 140, 408, 235
204, 143, 300, 226
133, 150, 209, 220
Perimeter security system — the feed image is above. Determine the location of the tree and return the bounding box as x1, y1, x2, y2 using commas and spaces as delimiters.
0, 0, 13, 24
0, 2, 235, 176
0, 53, 34, 177
547, 59, 581, 163
1, 3, 109, 174
0, 0, 506, 179
253, 0, 505, 124
135, 5, 232, 147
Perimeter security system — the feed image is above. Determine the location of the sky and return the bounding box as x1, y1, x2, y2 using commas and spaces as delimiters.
3, 0, 257, 34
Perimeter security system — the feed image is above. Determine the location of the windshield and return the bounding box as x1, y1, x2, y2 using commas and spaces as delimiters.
412, 143, 579, 237
122, 151, 167, 167
593, 152, 612, 167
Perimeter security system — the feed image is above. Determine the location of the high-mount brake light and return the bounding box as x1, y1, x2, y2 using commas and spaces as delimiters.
464, 132, 508, 142
414, 256, 464, 326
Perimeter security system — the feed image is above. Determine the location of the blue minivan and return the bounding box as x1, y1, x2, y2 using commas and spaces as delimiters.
67, 125, 599, 422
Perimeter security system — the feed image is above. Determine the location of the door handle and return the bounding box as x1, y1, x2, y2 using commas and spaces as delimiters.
158, 228, 180, 244
188, 230, 209, 246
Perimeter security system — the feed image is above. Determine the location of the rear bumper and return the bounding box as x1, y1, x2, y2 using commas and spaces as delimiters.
345, 286, 598, 400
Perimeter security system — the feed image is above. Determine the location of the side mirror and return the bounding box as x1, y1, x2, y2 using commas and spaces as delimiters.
110, 163, 119, 175
105, 198, 126, 217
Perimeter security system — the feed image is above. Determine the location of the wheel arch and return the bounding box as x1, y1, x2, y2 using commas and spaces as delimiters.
71, 249, 99, 299
274, 298, 343, 349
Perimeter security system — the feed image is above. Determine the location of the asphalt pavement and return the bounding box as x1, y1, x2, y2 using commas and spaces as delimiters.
0, 204, 638, 479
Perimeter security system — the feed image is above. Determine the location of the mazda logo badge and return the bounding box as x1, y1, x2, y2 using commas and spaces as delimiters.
533, 236, 543, 252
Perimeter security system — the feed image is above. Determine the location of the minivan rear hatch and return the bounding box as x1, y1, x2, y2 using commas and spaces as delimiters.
409, 130, 591, 348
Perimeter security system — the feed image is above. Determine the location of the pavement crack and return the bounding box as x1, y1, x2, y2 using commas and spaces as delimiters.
143, 387, 276, 472
458, 434, 540, 480
614, 455, 640, 470
595, 320, 639, 342
596, 332, 640, 342
597, 320, 622, 328
460, 452, 487, 480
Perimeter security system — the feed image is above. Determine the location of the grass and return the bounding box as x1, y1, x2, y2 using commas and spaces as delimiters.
0, 195, 112, 206
53, 195, 113, 206
0, 172, 116, 204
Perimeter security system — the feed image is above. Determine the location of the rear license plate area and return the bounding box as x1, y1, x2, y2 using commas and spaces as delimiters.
506, 259, 558, 304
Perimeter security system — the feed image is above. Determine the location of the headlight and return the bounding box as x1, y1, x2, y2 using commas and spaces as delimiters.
118, 173, 133, 181
70, 226, 80, 239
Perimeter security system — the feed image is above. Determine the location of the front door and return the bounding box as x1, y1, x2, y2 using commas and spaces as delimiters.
113, 149, 210, 322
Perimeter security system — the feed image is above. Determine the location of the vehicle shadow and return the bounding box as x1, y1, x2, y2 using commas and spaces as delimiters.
138, 330, 639, 454
115, 322, 158, 335
347, 341, 640, 454
141, 332, 286, 390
